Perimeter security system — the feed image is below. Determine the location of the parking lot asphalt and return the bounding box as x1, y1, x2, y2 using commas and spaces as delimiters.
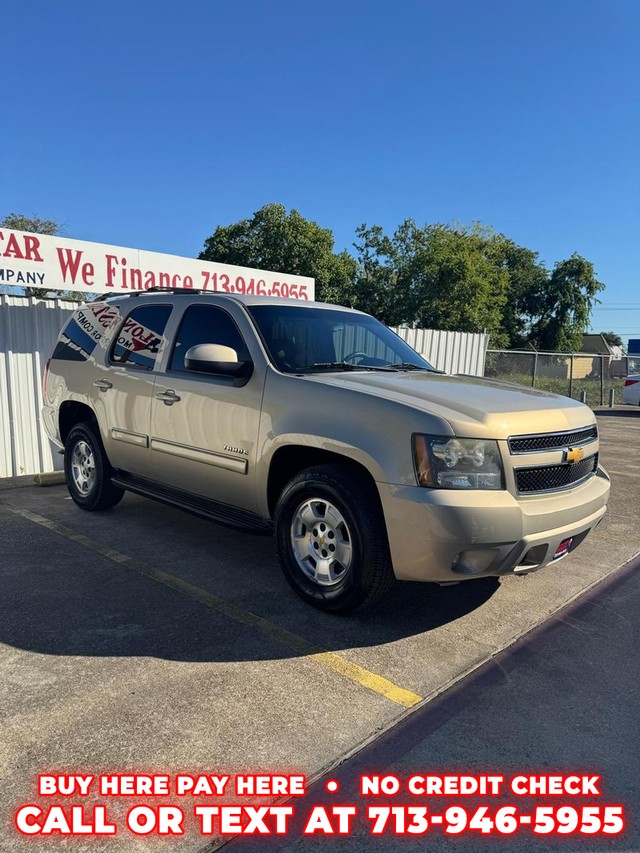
232, 546, 640, 853
1, 407, 639, 851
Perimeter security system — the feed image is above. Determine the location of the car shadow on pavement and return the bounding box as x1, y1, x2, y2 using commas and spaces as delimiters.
1, 490, 500, 663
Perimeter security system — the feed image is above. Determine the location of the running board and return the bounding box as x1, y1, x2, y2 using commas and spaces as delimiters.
111, 472, 273, 535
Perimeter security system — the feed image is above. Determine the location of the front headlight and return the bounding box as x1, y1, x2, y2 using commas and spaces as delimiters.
413, 435, 504, 490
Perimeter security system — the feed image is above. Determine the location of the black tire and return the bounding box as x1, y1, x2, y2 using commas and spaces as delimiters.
274, 464, 395, 614
64, 423, 124, 511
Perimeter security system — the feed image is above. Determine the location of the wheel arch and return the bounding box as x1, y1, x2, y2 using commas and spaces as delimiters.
59, 400, 99, 445
266, 444, 381, 518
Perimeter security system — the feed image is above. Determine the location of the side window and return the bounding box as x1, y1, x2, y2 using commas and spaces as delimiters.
111, 304, 172, 370
170, 305, 249, 372
52, 304, 120, 362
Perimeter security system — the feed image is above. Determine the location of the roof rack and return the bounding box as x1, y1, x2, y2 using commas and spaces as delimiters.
130, 286, 206, 297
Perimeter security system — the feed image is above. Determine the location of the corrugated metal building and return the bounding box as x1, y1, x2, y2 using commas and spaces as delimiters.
390, 327, 489, 376
0, 295, 76, 477
0, 297, 489, 478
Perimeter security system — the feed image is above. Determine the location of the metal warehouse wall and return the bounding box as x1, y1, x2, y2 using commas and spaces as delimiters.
390, 327, 489, 376
0, 295, 76, 478
0, 298, 490, 478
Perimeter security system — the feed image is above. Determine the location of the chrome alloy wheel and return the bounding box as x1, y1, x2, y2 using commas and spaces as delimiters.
71, 440, 96, 495
290, 498, 353, 586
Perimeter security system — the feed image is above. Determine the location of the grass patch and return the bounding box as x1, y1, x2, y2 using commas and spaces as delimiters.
485, 373, 627, 408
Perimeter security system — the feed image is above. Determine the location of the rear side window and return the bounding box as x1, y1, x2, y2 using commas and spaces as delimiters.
169, 305, 248, 372
52, 303, 120, 362
111, 304, 172, 370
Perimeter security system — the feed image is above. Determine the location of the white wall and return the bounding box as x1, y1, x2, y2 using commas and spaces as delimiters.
0, 299, 490, 478
391, 327, 489, 376
0, 295, 76, 477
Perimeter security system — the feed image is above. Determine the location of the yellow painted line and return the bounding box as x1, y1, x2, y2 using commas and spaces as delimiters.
4, 505, 422, 709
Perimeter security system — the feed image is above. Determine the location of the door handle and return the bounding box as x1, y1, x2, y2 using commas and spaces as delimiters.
155, 389, 181, 405
93, 379, 113, 391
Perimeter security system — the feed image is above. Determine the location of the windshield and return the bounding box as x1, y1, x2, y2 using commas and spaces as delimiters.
246, 305, 435, 374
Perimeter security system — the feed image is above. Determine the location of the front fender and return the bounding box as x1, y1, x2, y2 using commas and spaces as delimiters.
255, 369, 452, 515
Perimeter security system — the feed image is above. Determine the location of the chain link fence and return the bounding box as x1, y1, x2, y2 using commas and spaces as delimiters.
484, 350, 640, 408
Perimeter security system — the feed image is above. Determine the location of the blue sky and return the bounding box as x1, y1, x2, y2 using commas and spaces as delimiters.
2, 0, 639, 343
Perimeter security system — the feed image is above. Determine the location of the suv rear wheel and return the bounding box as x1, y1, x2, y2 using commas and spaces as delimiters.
274, 464, 395, 614
64, 423, 124, 511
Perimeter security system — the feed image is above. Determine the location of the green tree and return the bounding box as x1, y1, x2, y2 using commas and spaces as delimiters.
199, 203, 356, 305
408, 224, 509, 346
353, 222, 604, 351
488, 239, 604, 352
526, 254, 604, 352
352, 224, 400, 323
1, 212, 59, 237
600, 331, 623, 349
0, 212, 79, 300
353, 221, 510, 345
485, 236, 548, 348
200, 206, 604, 351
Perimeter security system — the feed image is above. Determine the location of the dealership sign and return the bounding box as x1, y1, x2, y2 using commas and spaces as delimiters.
0, 228, 315, 300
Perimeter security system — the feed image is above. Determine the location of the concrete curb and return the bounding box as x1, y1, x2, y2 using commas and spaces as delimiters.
0, 472, 66, 491
32, 472, 66, 487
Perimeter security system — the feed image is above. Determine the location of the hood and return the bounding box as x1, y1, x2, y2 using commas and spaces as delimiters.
302, 371, 595, 437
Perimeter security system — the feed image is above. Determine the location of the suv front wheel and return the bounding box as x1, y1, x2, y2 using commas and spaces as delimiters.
274, 464, 395, 614
64, 423, 124, 511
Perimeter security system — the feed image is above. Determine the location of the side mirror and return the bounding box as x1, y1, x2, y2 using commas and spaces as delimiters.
184, 344, 249, 377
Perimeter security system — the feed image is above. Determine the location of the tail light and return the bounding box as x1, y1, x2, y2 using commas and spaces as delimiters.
42, 358, 51, 400
624, 379, 639, 387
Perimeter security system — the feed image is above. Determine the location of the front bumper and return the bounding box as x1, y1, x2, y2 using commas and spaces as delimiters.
378, 467, 610, 583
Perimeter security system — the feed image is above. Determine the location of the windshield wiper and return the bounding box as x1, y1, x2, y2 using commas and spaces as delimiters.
296, 362, 399, 373
393, 362, 445, 373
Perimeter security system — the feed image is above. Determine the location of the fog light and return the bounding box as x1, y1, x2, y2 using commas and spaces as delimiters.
452, 549, 499, 575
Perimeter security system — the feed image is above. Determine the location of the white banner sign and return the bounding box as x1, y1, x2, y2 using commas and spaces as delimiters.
0, 228, 315, 300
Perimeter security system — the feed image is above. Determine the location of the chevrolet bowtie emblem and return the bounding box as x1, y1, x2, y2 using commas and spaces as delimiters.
565, 446, 584, 464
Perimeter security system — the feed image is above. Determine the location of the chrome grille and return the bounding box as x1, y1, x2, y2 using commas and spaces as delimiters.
509, 425, 598, 454
515, 454, 599, 494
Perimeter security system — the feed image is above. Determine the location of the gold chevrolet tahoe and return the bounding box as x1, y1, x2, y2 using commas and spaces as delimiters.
42, 291, 610, 613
